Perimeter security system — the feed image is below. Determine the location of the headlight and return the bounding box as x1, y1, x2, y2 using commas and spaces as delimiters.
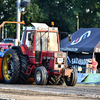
55, 53, 59, 57
57, 58, 63, 64
55, 64, 64, 68
55, 64, 58, 68
61, 64, 64, 68
62, 53, 66, 57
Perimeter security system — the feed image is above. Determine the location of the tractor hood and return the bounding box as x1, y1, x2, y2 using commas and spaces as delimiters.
42, 51, 66, 58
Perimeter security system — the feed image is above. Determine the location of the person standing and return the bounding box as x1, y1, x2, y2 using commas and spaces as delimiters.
0, 47, 4, 57
86, 58, 98, 74
8, 45, 12, 49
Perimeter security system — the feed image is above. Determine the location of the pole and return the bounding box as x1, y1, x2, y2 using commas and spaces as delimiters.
5, 28, 7, 38
2, 25, 4, 39
16, 0, 21, 44
76, 16, 79, 30
93, 52, 95, 58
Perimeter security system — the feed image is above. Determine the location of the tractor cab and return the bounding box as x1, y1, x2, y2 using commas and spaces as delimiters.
21, 23, 60, 64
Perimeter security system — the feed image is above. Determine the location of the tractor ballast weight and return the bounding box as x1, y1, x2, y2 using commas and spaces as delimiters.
1, 22, 77, 86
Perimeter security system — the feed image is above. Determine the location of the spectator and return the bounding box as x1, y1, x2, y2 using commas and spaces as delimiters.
8, 45, 12, 49
0, 47, 4, 57
86, 57, 98, 74
5, 45, 12, 52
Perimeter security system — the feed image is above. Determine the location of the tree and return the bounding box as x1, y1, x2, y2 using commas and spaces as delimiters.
71, 0, 100, 28
0, 0, 17, 38
0, 0, 100, 40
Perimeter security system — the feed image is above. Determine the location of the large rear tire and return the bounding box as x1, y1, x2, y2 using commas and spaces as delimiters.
17, 55, 30, 84
65, 67, 77, 86
34, 67, 48, 85
2, 49, 20, 84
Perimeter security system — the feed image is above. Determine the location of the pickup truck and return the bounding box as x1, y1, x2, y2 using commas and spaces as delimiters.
0, 38, 14, 49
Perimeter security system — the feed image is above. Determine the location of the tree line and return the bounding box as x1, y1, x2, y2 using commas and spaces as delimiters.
0, 0, 100, 39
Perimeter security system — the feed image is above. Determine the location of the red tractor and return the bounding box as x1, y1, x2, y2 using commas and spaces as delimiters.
1, 23, 77, 86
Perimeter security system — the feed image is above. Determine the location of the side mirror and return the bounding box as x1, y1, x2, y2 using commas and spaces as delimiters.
68, 34, 72, 42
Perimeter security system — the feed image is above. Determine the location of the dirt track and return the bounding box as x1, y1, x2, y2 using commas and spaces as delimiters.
0, 84, 100, 100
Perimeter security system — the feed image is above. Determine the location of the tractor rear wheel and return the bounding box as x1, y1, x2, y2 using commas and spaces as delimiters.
65, 67, 77, 86
17, 55, 30, 84
2, 49, 20, 84
34, 67, 48, 85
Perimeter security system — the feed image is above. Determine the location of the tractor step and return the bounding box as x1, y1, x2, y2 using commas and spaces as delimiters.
26, 65, 33, 75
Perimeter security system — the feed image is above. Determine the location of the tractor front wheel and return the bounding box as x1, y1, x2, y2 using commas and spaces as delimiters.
34, 67, 48, 85
65, 67, 77, 86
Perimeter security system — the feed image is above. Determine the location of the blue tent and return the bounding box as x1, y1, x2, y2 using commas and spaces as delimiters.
61, 28, 100, 53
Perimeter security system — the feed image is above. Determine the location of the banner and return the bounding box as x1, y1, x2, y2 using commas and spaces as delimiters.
77, 73, 89, 83
68, 52, 92, 73
84, 74, 100, 83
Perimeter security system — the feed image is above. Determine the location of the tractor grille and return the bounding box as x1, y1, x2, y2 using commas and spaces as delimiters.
55, 58, 65, 69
